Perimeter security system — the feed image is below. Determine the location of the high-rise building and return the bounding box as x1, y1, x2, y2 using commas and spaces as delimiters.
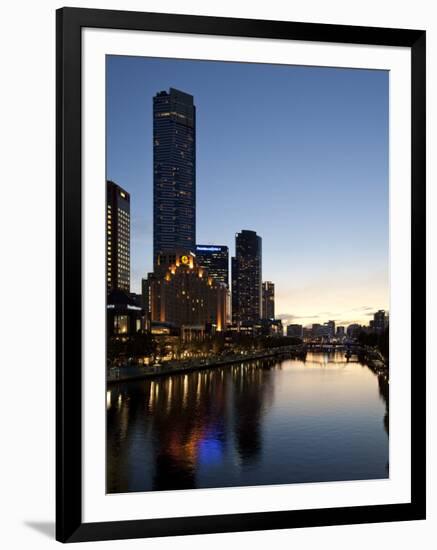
153, 88, 196, 266
107, 180, 130, 293
336, 326, 345, 338
195, 245, 229, 287
373, 310, 387, 333
232, 230, 262, 324
262, 281, 275, 319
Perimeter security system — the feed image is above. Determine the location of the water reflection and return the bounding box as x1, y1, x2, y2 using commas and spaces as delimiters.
107, 352, 388, 493
232, 364, 274, 465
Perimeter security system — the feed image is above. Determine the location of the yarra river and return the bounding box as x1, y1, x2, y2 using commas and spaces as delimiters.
107, 351, 389, 493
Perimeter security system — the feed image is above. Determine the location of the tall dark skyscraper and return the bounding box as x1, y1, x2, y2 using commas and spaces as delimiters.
153, 88, 196, 266
107, 180, 130, 293
232, 230, 262, 324
195, 245, 229, 287
262, 281, 275, 319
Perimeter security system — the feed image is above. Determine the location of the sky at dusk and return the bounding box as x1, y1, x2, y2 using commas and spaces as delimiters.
106, 55, 389, 327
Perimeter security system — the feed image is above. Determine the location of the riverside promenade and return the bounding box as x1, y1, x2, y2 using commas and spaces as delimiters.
107, 345, 306, 384
107, 343, 388, 385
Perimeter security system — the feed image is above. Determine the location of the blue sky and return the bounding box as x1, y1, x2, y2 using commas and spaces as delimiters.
107, 56, 389, 326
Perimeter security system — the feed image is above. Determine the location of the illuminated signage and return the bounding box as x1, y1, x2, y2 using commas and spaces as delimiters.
181, 255, 189, 265
196, 246, 223, 252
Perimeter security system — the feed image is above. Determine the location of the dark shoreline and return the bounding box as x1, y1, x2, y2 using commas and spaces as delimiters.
107, 344, 388, 385
107, 345, 306, 384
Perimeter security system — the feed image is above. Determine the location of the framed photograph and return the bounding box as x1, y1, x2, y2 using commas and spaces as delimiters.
56, 7, 426, 543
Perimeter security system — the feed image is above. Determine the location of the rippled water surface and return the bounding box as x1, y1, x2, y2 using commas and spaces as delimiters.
107, 351, 388, 493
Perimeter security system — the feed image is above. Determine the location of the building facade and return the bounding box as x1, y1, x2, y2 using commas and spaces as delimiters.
107, 180, 130, 293
311, 323, 322, 338
232, 230, 262, 324
107, 289, 142, 337
195, 245, 229, 287
347, 324, 362, 339
373, 310, 387, 333
144, 250, 227, 337
153, 88, 196, 266
325, 320, 336, 339
287, 324, 303, 338
262, 281, 275, 320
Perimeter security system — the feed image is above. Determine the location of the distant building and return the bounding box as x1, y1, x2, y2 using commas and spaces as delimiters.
153, 88, 196, 267
311, 323, 322, 338
225, 319, 283, 338
325, 320, 336, 339
143, 250, 227, 338
195, 245, 229, 287
107, 180, 130, 293
336, 326, 345, 338
262, 281, 275, 319
287, 324, 303, 338
347, 324, 362, 339
374, 310, 387, 333
232, 230, 262, 324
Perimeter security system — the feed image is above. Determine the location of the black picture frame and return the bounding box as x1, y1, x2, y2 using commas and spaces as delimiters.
56, 7, 426, 543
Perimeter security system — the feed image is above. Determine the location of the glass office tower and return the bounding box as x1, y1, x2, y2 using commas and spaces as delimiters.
232, 230, 262, 324
153, 88, 196, 267
195, 245, 229, 287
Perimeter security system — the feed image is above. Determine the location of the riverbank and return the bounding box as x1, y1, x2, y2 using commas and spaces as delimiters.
107, 345, 306, 384
357, 346, 388, 375
107, 344, 388, 384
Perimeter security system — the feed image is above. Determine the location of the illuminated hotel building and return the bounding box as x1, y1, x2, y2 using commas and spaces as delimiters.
153, 88, 196, 267
195, 245, 229, 287
262, 281, 275, 319
232, 230, 262, 324
144, 250, 227, 337
107, 180, 130, 293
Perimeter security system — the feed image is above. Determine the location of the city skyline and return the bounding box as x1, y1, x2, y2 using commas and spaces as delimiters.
107, 56, 389, 326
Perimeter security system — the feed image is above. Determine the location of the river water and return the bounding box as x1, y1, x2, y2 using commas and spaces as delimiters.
107, 351, 388, 493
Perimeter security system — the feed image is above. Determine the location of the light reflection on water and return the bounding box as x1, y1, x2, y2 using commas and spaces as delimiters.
107, 351, 388, 493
